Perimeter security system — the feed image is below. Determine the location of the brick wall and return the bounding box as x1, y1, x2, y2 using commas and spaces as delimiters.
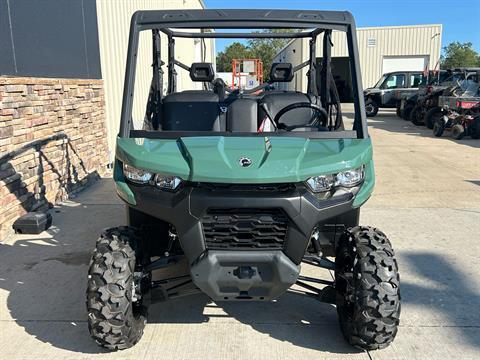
0, 76, 109, 240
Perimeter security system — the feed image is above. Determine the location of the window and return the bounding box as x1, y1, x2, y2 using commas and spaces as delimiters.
409, 73, 423, 88
382, 74, 405, 89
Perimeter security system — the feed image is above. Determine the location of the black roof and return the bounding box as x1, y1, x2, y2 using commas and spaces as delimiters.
132, 9, 355, 30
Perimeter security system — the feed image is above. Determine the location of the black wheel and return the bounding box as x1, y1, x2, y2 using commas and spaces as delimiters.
87, 227, 147, 350
452, 124, 465, 140
470, 116, 480, 139
424, 107, 442, 130
433, 118, 445, 137
335, 226, 400, 350
410, 105, 424, 126
401, 103, 414, 120
365, 100, 379, 117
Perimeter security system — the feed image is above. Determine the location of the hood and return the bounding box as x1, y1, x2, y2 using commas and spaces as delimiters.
116, 136, 372, 183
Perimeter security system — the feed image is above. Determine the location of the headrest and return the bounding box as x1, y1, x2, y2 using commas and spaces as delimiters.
190, 63, 214, 82
270, 63, 294, 82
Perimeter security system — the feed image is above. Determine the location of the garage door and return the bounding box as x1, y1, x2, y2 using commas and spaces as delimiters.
382, 56, 429, 73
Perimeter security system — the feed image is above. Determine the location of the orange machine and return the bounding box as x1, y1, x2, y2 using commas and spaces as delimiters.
231, 58, 263, 89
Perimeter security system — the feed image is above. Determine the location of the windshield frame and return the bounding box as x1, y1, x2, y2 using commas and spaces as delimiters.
119, 9, 368, 141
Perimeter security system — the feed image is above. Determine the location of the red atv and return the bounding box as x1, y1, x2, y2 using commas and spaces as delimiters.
432, 80, 480, 139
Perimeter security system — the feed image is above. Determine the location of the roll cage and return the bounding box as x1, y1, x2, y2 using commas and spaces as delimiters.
119, 9, 368, 139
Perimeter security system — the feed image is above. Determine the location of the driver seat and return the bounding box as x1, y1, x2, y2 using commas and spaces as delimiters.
259, 91, 320, 127
259, 63, 320, 127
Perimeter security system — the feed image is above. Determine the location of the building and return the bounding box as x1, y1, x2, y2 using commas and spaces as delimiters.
274, 24, 442, 96
96, 0, 214, 154
0, 0, 210, 239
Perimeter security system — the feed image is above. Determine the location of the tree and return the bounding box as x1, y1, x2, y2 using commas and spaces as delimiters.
440, 42, 480, 69
215, 30, 295, 80
216, 42, 251, 72
248, 29, 295, 81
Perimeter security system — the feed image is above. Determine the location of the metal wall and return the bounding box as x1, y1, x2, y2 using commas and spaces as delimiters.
275, 24, 442, 91
96, 0, 213, 156
0, 0, 101, 79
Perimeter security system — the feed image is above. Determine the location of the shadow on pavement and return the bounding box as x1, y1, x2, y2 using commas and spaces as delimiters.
148, 290, 363, 355
0, 186, 362, 355
363, 110, 480, 149
401, 251, 480, 349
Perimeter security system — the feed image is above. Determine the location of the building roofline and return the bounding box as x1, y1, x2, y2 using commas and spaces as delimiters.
357, 24, 442, 31
274, 23, 443, 59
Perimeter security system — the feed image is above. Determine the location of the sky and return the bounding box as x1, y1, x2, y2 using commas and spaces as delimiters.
204, 0, 480, 54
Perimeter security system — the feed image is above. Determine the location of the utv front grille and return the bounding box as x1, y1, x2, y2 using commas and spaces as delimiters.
195, 183, 295, 193
202, 209, 288, 249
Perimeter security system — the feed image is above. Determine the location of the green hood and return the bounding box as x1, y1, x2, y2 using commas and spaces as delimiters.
116, 136, 373, 184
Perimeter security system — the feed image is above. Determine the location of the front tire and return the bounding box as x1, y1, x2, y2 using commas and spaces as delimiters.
335, 226, 400, 350
410, 105, 424, 126
365, 100, 379, 117
433, 118, 445, 137
452, 124, 465, 140
471, 116, 480, 139
86, 227, 147, 350
424, 107, 442, 130
401, 103, 414, 120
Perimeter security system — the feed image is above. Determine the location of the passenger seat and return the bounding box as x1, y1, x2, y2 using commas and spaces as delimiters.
162, 91, 223, 131
161, 63, 225, 131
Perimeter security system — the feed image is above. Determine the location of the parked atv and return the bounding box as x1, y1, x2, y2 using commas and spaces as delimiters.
406, 69, 480, 128
432, 80, 480, 139
409, 88, 445, 128
86, 9, 401, 352
397, 70, 449, 121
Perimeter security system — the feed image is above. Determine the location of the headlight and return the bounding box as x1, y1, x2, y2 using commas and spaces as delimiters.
122, 163, 183, 190
153, 174, 182, 191
123, 164, 153, 184
306, 174, 335, 192
306, 166, 365, 193
335, 166, 365, 187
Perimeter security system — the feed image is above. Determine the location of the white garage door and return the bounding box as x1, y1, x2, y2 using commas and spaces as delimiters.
382, 56, 429, 73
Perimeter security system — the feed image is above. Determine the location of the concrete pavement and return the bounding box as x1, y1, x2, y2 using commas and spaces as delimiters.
0, 108, 479, 359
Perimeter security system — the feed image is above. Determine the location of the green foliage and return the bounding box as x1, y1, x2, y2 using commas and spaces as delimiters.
440, 42, 480, 69
216, 29, 295, 80
248, 29, 295, 81
216, 42, 251, 72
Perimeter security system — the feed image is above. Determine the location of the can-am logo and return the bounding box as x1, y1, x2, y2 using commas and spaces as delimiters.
238, 157, 252, 167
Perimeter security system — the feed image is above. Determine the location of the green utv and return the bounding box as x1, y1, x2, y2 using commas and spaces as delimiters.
86, 9, 400, 351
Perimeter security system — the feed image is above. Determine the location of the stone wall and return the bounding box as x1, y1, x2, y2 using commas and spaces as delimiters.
0, 76, 109, 240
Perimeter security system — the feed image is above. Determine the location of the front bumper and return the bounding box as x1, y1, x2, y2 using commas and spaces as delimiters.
124, 183, 356, 265
125, 183, 356, 301
192, 250, 300, 301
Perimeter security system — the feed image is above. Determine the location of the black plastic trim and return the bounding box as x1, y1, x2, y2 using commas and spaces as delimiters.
190, 250, 300, 301
126, 183, 355, 265
130, 129, 358, 139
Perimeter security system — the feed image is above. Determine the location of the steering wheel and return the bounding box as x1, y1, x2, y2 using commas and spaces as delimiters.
272, 102, 329, 131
